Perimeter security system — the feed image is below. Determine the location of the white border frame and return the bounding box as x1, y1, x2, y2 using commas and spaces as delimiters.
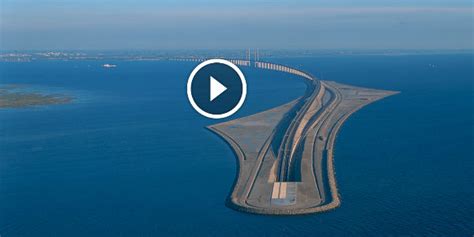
187, 59, 247, 119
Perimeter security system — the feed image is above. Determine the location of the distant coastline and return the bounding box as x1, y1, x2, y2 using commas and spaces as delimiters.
0, 49, 472, 62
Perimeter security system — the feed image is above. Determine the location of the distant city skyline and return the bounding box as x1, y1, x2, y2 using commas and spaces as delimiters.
1, 0, 473, 50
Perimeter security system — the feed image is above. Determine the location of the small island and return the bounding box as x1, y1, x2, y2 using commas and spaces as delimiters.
0, 85, 72, 108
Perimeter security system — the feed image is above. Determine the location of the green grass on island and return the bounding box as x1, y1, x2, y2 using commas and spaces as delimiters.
0, 85, 72, 108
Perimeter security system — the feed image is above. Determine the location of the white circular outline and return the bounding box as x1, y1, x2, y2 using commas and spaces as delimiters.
187, 59, 247, 119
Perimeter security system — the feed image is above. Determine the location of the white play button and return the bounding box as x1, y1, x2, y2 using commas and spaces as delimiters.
210, 76, 227, 101
187, 59, 247, 119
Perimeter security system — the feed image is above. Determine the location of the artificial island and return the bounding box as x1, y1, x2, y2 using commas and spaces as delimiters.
179, 55, 399, 215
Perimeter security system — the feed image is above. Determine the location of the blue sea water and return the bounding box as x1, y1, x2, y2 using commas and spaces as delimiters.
0, 54, 472, 236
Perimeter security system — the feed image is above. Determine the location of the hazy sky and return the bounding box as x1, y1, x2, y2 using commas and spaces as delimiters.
1, 0, 473, 50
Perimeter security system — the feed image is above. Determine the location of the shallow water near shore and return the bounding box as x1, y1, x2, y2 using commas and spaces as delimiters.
0, 54, 472, 236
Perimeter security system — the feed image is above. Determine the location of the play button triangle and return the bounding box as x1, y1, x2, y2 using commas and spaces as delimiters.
210, 76, 227, 101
